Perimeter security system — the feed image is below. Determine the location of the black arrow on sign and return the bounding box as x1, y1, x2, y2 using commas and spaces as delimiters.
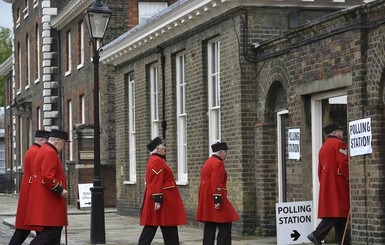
291, 230, 300, 241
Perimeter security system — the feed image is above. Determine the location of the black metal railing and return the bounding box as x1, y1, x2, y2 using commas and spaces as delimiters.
0, 172, 23, 194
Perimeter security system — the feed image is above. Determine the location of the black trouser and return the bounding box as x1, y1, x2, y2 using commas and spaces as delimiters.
203, 222, 232, 245
313, 218, 350, 244
9, 229, 32, 245
138, 225, 180, 245
30, 226, 63, 245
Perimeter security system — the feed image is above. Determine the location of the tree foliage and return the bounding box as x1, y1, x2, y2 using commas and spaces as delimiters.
0, 26, 13, 106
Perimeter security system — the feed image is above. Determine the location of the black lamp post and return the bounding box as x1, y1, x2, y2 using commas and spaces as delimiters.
84, 0, 111, 244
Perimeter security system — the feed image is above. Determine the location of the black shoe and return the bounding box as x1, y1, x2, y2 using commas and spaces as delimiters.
307, 232, 322, 245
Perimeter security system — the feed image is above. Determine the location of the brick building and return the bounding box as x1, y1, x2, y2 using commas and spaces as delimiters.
3, 0, 385, 243
253, 1, 385, 243
1, 0, 175, 206
100, 0, 378, 241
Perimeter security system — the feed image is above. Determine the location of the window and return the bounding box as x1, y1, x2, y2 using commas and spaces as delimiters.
128, 73, 136, 183
67, 100, 74, 161
150, 64, 160, 138
19, 116, 24, 167
65, 31, 72, 76
26, 33, 30, 88
138, 2, 168, 23
80, 95, 85, 124
77, 21, 85, 68
208, 39, 221, 148
23, 0, 29, 18
176, 53, 188, 184
36, 107, 42, 129
17, 42, 21, 92
16, 8, 20, 27
34, 23, 40, 82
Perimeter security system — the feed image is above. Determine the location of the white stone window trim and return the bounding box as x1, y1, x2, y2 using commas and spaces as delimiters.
128, 73, 137, 183
150, 64, 160, 138
208, 38, 221, 149
176, 52, 188, 184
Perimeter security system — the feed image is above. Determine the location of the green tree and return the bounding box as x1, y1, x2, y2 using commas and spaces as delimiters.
0, 26, 12, 106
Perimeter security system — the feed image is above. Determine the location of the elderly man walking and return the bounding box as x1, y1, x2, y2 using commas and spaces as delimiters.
25, 129, 70, 245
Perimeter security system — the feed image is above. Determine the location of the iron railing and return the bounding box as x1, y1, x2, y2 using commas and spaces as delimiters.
0, 172, 23, 194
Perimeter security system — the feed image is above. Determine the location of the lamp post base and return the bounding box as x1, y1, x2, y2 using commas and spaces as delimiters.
90, 186, 106, 244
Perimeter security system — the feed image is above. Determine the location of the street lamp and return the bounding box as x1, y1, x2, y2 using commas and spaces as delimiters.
84, 0, 111, 244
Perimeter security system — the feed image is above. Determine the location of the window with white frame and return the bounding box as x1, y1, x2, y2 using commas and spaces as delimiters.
67, 100, 74, 161
150, 64, 160, 138
176, 53, 187, 184
19, 116, 23, 167
128, 73, 136, 183
26, 33, 30, 88
65, 31, 72, 75
36, 107, 42, 129
138, 2, 168, 23
17, 42, 21, 92
16, 8, 20, 27
78, 21, 85, 68
208, 39, 221, 148
23, 0, 29, 18
34, 23, 40, 83
80, 95, 85, 124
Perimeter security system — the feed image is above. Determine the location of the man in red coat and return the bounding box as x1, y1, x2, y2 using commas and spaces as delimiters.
196, 142, 239, 245
308, 123, 350, 245
9, 130, 50, 245
25, 129, 70, 245
138, 137, 187, 245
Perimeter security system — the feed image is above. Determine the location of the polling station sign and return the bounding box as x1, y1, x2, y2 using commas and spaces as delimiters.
288, 128, 300, 160
276, 201, 313, 245
78, 183, 93, 208
349, 118, 372, 157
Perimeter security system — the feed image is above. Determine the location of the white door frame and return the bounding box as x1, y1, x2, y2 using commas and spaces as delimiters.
310, 89, 346, 228
277, 109, 289, 203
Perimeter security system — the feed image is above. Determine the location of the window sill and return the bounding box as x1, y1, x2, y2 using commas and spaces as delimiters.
123, 180, 136, 185
176, 180, 188, 186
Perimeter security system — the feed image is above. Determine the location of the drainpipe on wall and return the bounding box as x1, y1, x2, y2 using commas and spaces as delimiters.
158, 46, 167, 140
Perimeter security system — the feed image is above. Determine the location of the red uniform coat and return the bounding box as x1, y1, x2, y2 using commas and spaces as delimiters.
25, 143, 68, 227
15, 143, 43, 231
140, 153, 187, 226
318, 136, 349, 218
196, 155, 239, 223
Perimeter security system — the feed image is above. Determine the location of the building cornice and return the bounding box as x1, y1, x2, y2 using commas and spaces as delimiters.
100, 0, 371, 66
0, 56, 12, 76
51, 0, 93, 30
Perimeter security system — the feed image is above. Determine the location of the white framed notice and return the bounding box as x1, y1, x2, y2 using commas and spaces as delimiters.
288, 128, 300, 160
78, 183, 93, 208
349, 118, 372, 157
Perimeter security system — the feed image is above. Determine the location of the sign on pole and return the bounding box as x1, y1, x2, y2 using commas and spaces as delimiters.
276, 201, 313, 245
288, 128, 300, 160
78, 183, 93, 208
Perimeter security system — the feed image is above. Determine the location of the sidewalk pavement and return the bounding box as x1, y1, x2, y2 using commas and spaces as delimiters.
0, 194, 277, 245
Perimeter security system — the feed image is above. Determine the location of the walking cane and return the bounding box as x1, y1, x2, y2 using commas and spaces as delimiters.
64, 196, 68, 245
341, 210, 350, 245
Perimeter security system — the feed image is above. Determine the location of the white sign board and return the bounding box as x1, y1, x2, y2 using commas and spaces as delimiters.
276, 201, 313, 245
288, 128, 300, 160
78, 183, 93, 208
349, 118, 372, 157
